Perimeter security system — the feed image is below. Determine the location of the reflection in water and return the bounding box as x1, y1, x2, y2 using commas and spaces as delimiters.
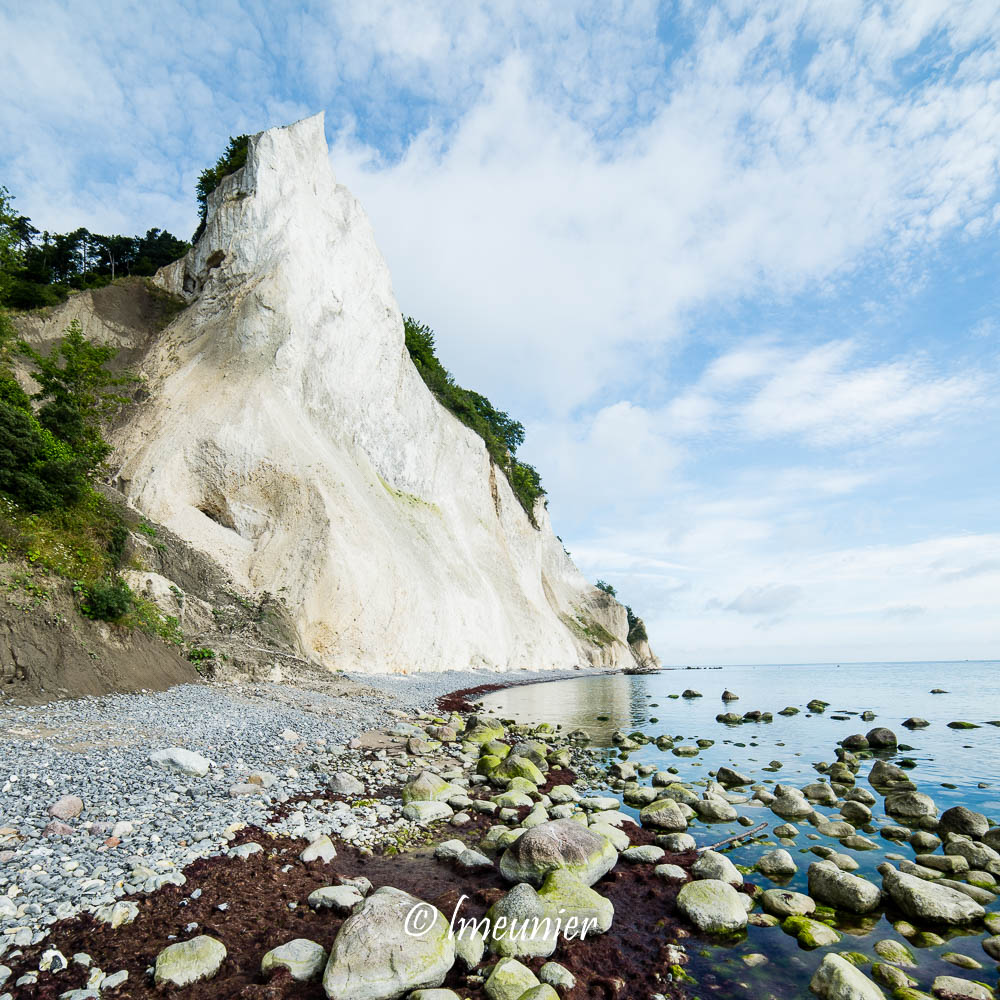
482, 673, 634, 746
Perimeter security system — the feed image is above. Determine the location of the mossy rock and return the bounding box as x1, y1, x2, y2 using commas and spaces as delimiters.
783, 915, 842, 948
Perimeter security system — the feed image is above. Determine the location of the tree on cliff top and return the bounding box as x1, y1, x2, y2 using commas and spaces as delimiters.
194, 134, 250, 242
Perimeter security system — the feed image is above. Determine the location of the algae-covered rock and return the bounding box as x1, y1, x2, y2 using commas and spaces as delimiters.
784, 915, 842, 948
322, 887, 455, 1000
261, 938, 327, 981
499, 819, 617, 887
639, 798, 688, 831
402, 771, 456, 804
537, 868, 614, 934
676, 879, 747, 934
154, 936, 227, 987
808, 861, 882, 914
809, 953, 885, 1000
484, 957, 540, 1000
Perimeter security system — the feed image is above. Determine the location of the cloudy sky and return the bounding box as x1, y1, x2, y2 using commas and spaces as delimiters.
3, 1, 999, 664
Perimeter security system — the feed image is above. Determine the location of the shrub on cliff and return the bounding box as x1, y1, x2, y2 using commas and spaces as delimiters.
403, 315, 546, 524
194, 134, 249, 241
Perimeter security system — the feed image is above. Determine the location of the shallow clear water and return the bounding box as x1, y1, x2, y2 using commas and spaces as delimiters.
481, 662, 1000, 998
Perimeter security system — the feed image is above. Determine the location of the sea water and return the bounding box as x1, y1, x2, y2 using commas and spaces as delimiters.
481, 661, 1000, 997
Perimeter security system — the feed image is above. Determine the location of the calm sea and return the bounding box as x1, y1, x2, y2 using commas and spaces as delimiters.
481, 661, 1000, 996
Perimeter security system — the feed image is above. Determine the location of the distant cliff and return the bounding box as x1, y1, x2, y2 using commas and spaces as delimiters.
23, 115, 658, 675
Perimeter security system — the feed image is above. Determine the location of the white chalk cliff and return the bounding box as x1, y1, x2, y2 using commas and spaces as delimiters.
109, 114, 656, 674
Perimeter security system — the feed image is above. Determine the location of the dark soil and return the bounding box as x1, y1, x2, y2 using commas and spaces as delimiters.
8, 820, 699, 1000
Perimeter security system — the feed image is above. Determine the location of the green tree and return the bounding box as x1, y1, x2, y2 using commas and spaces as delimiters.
596, 579, 617, 596
18, 319, 134, 470
194, 134, 250, 241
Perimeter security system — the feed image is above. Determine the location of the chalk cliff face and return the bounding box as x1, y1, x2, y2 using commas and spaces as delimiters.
108, 114, 655, 674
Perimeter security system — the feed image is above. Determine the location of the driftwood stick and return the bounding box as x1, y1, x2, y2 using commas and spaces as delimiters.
696, 821, 768, 853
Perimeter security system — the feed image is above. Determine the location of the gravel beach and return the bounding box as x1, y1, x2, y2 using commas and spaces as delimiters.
0, 669, 587, 956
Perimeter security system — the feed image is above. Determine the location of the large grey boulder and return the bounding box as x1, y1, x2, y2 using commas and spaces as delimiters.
154, 936, 227, 987
884, 791, 937, 822
692, 850, 743, 884
938, 806, 989, 839
639, 798, 688, 831
807, 861, 881, 914
499, 819, 617, 887
716, 766, 751, 787
676, 879, 747, 934
810, 953, 885, 1000
877, 864, 985, 925
757, 849, 797, 879
771, 785, 814, 819
322, 887, 455, 1000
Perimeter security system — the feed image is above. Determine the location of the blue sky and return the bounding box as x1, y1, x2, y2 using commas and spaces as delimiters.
3, 1, 999, 664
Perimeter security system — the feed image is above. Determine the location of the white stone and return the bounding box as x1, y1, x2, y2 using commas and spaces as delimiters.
149, 748, 211, 777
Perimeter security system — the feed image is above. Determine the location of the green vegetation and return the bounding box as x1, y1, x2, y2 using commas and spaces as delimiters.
0, 206, 179, 638
0, 186, 188, 310
403, 316, 546, 525
626, 606, 648, 643
194, 134, 249, 242
596, 579, 617, 596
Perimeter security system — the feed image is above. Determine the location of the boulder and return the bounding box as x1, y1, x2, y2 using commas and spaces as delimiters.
807, 862, 881, 914
150, 747, 211, 777
328, 772, 365, 796
693, 798, 738, 823
692, 850, 743, 884
639, 798, 688, 831
761, 889, 816, 918
810, 953, 886, 1000
404, 801, 454, 824
784, 915, 841, 948
757, 850, 797, 879
402, 771, 455, 804
499, 819, 617, 887
261, 938, 327, 981
154, 936, 227, 987
873, 939, 916, 966
322, 887, 455, 1000
484, 957, 540, 1000
716, 767, 751, 787
300, 835, 337, 863
676, 879, 747, 934
877, 864, 985, 925
486, 883, 558, 958
902, 718, 929, 729
48, 795, 84, 820
537, 869, 614, 934
309, 885, 364, 913
938, 806, 989, 839
493, 755, 545, 785
866, 728, 897, 748
884, 792, 937, 822
931, 977, 993, 1000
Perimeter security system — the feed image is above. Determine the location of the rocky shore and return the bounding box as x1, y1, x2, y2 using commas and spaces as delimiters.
1, 674, 999, 1000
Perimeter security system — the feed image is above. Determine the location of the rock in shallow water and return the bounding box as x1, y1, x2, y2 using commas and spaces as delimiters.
808, 861, 881, 914
676, 879, 747, 934
877, 864, 985, 925
810, 953, 885, 1000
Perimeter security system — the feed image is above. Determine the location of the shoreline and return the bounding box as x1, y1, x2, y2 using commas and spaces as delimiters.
4, 666, 1000, 1000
